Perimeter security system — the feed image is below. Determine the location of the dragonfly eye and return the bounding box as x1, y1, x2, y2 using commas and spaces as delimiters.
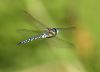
53, 28, 59, 33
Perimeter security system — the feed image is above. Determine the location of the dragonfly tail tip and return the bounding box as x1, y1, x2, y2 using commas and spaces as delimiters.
17, 42, 22, 46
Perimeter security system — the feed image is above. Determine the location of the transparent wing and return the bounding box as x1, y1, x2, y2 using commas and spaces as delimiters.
23, 11, 48, 29
56, 26, 76, 37
54, 36, 74, 47
54, 26, 76, 47
56, 26, 76, 31
17, 29, 46, 37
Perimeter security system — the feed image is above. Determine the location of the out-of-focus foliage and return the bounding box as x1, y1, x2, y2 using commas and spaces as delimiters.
0, 0, 99, 72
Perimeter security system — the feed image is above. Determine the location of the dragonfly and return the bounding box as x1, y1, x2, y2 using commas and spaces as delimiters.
17, 11, 75, 45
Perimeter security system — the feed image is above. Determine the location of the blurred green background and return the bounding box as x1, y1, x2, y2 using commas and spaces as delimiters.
0, 0, 99, 72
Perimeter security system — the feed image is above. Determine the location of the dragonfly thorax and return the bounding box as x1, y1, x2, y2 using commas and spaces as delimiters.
46, 28, 59, 38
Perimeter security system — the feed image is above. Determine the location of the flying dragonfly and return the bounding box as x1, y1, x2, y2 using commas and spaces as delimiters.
17, 11, 76, 45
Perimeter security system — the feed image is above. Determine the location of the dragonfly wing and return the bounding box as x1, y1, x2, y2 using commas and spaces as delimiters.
23, 11, 48, 29
54, 26, 75, 47
56, 26, 76, 37
17, 29, 46, 37
56, 26, 76, 31
54, 36, 74, 47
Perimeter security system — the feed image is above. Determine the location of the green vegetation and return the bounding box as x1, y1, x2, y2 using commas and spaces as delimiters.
0, 0, 99, 72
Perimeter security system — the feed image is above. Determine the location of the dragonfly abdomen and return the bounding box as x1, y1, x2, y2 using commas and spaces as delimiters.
17, 33, 48, 45
17, 37, 34, 45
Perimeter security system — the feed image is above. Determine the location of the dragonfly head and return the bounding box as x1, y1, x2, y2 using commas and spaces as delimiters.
53, 28, 59, 33
48, 28, 59, 34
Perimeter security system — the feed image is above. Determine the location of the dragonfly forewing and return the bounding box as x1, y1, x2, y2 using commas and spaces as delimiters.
56, 26, 76, 31
23, 11, 48, 29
